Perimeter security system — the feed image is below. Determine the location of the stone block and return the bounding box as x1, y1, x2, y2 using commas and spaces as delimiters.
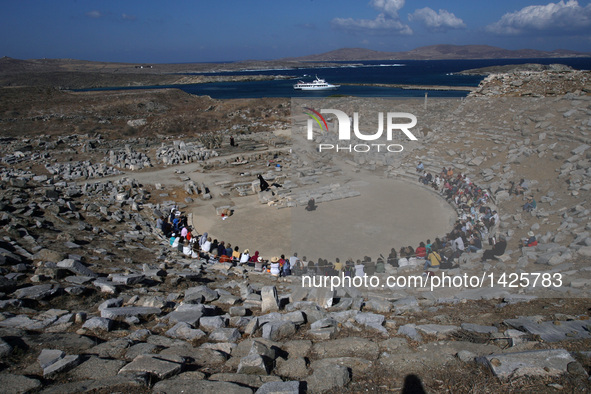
57, 259, 98, 277
261, 286, 279, 313
118, 353, 184, 379
100, 306, 161, 320
262, 321, 296, 341
480, 349, 579, 379
43, 355, 82, 378
209, 328, 241, 342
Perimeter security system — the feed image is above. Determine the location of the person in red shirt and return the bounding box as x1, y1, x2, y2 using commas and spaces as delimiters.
415, 242, 427, 259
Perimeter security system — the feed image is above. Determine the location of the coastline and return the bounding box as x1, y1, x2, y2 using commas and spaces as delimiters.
339, 82, 476, 92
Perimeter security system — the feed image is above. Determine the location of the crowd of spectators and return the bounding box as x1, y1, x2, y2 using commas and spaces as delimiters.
156, 162, 536, 278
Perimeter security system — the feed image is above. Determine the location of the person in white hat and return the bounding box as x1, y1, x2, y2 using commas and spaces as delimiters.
254, 256, 265, 272
240, 249, 250, 264
270, 257, 281, 276
522, 231, 538, 247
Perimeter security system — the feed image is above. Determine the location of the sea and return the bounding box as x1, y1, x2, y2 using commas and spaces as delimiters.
86, 58, 591, 99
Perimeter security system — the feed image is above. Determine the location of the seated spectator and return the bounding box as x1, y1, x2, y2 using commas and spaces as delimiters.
240, 249, 250, 264
172, 235, 180, 250
182, 240, 192, 257
481, 235, 507, 262
387, 248, 398, 267
333, 258, 343, 274
190, 243, 200, 259
172, 215, 180, 233
279, 254, 287, 272
424, 250, 442, 272
323, 259, 332, 275
250, 250, 260, 263
522, 231, 538, 247
376, 257, 385, 273
364, 258, 376, 276
254, 256, 265, 272
169, 233, 177, 247
313, 259, 323, 275
308, 260, 317, 274
433, 237, 444, 251
416, 161, 424, 172
258, 174, 270, 192
452, 234, 465, 254
515, 178, 529, 195
508, 181, 516, 195
354, 260, 365, 277
282, 262, 291, 276
217, 241, 226, 257
399, 247, 407, 258
198, 232, 208, 249
467, 234, 482, 253
270, 257, 281, 276
232, 246, 241, 261
398, 256, 409, 267
523, 196, 537, 212
201, 237, 212, 253
418, 171, 427, 184
289, 253, 300, 271
415, 242, 427, 259
300, 256, 309, 272
225, 243, 233, 257
344, 258, 354, 277
207, 254, 218, 264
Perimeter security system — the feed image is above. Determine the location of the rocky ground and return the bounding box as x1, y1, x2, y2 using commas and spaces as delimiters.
0, 68, 591, 393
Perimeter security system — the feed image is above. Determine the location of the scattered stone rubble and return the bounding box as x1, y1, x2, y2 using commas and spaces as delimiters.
156, 140, 219, 165
45, 160, 123, 180
0, 70, 591, 392
471, 69, 591, 97
107, 144, 152, 171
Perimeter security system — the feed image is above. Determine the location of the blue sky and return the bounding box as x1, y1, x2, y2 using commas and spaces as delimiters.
1, 0, 590, 63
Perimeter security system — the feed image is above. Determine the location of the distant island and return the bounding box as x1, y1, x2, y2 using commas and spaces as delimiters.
284, 44, 591, 62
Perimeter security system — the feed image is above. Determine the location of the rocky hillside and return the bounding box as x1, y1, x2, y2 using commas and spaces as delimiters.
0, 69, 590, 393
0, 86, 290, 138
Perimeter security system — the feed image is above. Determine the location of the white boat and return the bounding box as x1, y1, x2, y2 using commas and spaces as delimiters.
293, 75, 340, 91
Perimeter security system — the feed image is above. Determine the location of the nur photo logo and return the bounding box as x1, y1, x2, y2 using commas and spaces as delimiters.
304, 108, 418, 153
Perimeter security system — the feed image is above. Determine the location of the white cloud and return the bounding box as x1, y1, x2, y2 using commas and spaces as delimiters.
408, 7, 466, 31
487, 0, 591, 35
122, 13, 137, 21
370, 0, 405, 18
85, 10, 103, 18
332, 0, 412, 35
332, 14, 412, 34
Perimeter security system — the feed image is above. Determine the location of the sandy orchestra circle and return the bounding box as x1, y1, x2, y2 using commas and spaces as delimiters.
196, 175, 457, 262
